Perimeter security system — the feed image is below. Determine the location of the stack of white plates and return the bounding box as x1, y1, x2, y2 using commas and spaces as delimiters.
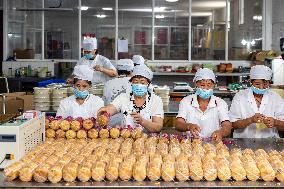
154, 86, 170, 106
90, 85, 104, 98
33, 87, 51, 111
51, 88, 68, 111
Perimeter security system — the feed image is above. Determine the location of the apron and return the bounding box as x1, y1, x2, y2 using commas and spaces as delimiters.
185, 96, 219, 138
123, 94, 151, 132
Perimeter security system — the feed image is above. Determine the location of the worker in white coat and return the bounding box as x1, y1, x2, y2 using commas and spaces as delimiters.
103, 59, 134, 126
67, 37, 117, 84
97, 65, 164, 133
103, 59, 134, 105
175, 68, 232, 141
229, 65, 284, 138
57, 65, 104, 119
132, 55, 145, 66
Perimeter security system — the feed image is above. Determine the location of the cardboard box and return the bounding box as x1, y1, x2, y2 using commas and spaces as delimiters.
0, 92, 34, 114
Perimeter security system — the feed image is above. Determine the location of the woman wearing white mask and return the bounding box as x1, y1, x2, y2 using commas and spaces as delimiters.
57, 65, 104, 119
229, 65, 284, 138
67, 37, 117, 84
175, 68, 232, 141
97, 65, 164, 133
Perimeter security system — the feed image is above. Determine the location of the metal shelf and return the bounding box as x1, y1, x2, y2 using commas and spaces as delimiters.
153, 72, 250, 77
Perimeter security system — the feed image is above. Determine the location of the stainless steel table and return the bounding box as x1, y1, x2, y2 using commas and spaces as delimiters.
1, 138, 284, 188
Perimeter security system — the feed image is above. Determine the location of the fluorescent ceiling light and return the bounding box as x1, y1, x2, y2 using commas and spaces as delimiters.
166, 0, 179, 2
96, 14, 106, 18
191, 12, 212, 16
192, 1, 226, 8
119, 7, 166, 12
251, 39, 256, 46
197, 24, 203, 27
102, 7, 113, 11
81, 6, 89, 11
156, 15, 165, 19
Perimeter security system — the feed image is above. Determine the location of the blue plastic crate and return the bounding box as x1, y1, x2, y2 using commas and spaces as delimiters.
38, 79, 66, 87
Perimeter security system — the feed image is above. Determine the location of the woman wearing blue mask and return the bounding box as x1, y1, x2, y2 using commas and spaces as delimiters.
57, 65, 104, 119
66, 37, 117, 84
229, 65, 284, 138
175, 68, 232, 141
97, 65, 164, 133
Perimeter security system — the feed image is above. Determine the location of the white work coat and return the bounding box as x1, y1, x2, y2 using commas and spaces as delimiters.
77, 54, 116, 84
229, 88, 284, 138
56, 94, 104, 119
110, 92, 164, 131
177, 94, 230, 137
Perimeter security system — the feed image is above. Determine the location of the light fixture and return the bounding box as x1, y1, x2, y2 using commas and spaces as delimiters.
8, 33, 12, 37
251, 39, 256, 46
96, 14, 106, 18
81, 6, 89, 11
102, 7, 113, 11
197, 24, 203, 27
155, 15, 165, 19
154, 7, 166, 12
166, 0, 179, 2
241, 39, 247, 46
253, 15, 262, 21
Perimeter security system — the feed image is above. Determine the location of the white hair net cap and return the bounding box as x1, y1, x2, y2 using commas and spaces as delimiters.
250, 65, 272, 80
117, 59, 134, 71
73, 65, 94, 82
82, 37, 97, 51
132, 55, 145, 66
131, 65, 153, 81
193, 68, 216, 83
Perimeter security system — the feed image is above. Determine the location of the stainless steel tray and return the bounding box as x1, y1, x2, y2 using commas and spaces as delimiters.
1, 138, 284, 188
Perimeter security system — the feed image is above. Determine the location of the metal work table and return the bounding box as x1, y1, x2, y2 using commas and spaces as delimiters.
1, 138, 284, 188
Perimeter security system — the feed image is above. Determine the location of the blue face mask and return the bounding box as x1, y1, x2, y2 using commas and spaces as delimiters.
132, 84, 148, 97
251, 85, 268, 95
74, 88, 89, 99
196, 88, 213, 99
84, 53, 93, 60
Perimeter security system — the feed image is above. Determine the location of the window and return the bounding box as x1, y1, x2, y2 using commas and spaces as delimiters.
82, 0, 115, 59
44, 0, 79, 60
7, 0, 42, 59
229, 0, 262, 60
191, 0, 226, 60
154, 0, 189, 60
118, 0, 152, 60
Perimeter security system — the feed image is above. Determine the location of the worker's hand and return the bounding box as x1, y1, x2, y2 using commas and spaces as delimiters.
94, 65, 104, 72
66, 78, 73, 84
211, 130, 223, 142
130, 112, 144, 125
97, 107, 108, 117
263, 116, 275, 128
251, 113, 265, 123
187, 124, 201, 138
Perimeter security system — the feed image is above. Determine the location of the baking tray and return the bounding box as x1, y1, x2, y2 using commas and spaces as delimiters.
1, 138, 284, 188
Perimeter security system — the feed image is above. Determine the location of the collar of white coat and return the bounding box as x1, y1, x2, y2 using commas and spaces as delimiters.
247, 88, 270, 113
191, 94, 218, 109
130, 92, 150, 102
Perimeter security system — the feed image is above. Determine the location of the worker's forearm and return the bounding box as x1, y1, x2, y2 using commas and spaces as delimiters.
101, 68, 118, 77
220, 121, 232, 137
175, 119, 196, 132
232, 117, 253, 129
275, 119, 284, 131
105, 104, 118, 116
141, 119, 163, 133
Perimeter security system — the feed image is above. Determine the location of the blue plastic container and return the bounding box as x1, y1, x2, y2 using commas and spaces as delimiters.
38, 79, 66, 87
